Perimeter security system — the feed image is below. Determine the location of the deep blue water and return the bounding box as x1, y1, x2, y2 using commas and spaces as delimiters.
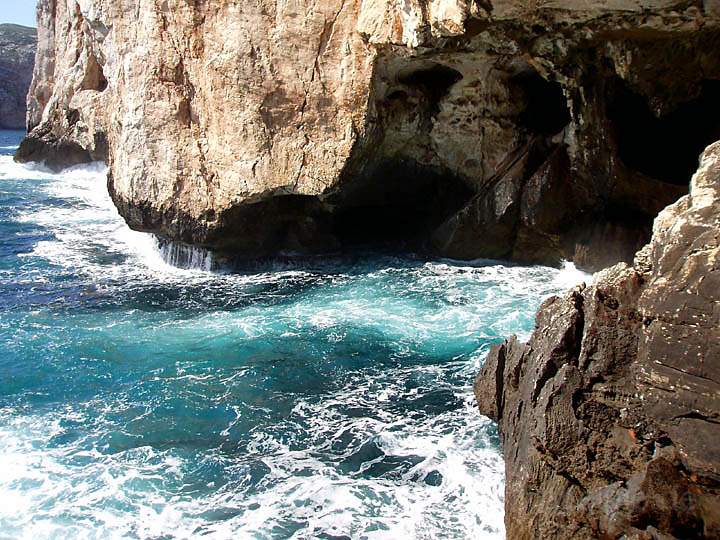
0, 129, 587, 539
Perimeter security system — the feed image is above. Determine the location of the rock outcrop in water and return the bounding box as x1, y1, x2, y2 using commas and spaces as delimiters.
0, 24, 36, 130
475, 140, 720, 539
15, 0, 720, 270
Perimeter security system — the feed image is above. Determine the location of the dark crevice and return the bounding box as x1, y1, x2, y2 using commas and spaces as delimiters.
81, 52, 108, 92
513, 70, 571, 136
66, 108, 80, 126
556, 469, 588, 496
494, 343, 508, 422
608, 79, 720, 186
671, 411, 720, 425
531, 358, 560, 404
93, 131, 110, 162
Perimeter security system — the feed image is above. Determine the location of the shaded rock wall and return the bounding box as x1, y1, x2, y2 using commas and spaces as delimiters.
16, 1, 720, 270
0, 24, 37, 130
476, 140, 720, 539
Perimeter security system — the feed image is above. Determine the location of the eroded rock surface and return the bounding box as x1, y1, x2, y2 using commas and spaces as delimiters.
476, 141, 720, 539
0, 24, 36, 130
16, 1, 720, 268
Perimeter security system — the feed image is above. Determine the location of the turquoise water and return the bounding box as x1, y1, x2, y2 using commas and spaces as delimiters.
0, 130, 587, 539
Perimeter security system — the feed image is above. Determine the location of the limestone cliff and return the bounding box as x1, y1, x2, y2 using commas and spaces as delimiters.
476, 140, 720, 539
16, 0, 720, 270
0, 24, 36, 130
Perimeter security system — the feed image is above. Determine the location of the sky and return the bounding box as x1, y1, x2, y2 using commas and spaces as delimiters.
3, 0, 37, 28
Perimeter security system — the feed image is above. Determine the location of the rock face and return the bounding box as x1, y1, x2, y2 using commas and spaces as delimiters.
475, 141, 720, 539
0, 24, 37, 130
15, 1, 720, 269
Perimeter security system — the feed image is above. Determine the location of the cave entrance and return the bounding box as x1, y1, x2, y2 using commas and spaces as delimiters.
327, 61, 469, 252
512, 70, 571, 136
330, 162, 473, 251
396, 63, 464, 116
609, 80, 720, 185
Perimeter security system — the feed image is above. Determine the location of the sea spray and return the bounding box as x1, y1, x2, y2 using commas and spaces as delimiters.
157, 239, 216, 271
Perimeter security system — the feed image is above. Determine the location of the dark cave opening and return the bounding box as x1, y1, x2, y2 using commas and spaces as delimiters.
330, 162, 473, 250
513, 70, 571, 136
323, 63, 468, 251
397, 63, 463, 115
211, 165, 474, 259
609, 80, 720, 185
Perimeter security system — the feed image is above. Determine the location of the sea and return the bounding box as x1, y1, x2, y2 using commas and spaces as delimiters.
0, 129, 587, 539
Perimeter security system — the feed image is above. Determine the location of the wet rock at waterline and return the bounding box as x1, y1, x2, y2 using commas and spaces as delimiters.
16, 1, 720, 271
476, 141, 720, 539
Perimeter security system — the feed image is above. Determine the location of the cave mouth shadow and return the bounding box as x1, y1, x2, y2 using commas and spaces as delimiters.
609, 79, 720, 186
329, 161, 474, 251
512, 69, 571, 136
396, 62, 464, 117
209, 161, 475, 261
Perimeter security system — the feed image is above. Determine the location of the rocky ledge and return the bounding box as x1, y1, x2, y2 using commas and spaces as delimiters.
15, 1, 720, 271
0, 24, 36, 130
476, 141, 720, 539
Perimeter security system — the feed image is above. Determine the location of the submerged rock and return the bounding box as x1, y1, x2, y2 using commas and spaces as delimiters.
0, 24, 36, 130
475, 141, 720, 539
15, 1, 720, 270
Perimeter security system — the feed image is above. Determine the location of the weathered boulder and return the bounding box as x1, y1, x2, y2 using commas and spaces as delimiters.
0, 24, 36, 130
15, 1, 720, 269
475, 140, 720, 539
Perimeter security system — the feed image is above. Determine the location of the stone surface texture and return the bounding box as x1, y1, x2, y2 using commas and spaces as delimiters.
15, 1, 720, 268
476, 140, 720, 539
0, 24, 37, 129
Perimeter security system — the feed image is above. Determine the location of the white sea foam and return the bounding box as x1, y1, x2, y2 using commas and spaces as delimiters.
0, 155, 96, 181
5, 155, 595, 293
0, 387, 505, 539
554, 261, 593, 289
158, 240, 215, 271
7, 157, 217, 280
0, 354, 504, 539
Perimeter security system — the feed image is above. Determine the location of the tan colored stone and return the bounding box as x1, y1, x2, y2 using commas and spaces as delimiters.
17, 0, 720, 264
